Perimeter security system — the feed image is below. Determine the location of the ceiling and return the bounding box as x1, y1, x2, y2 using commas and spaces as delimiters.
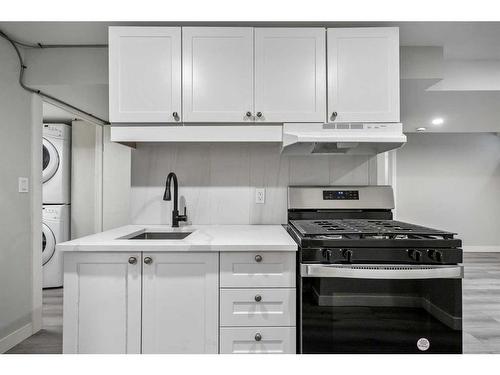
1, 21, 500, 59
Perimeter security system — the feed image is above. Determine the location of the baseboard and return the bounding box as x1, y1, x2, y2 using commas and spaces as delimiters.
463, 246, 500, 253
0, 323, 33, 354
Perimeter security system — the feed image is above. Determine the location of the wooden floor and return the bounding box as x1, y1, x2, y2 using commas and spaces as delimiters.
462, 252, 500, 353
6, 287, 62, 354
6, 253, 500, 354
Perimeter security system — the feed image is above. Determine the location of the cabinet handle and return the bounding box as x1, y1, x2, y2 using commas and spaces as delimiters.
245, 111, 252, 118
128, 257, 137, 265
330, 111, 338, 120
254, 254, 263, 263
254, 294, 262, 302
144, 257, 153, 265
256, 112, 263, 118
254, 333, 262, 342
172, 112, 180, 121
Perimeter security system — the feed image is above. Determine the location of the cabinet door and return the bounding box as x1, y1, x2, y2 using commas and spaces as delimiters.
63, 252, 141, 354
109, 27, 182, 123
183, 27, 254, 122
327, 27, 400, 123
255, 28, 326, 123
142, 252, 219, 353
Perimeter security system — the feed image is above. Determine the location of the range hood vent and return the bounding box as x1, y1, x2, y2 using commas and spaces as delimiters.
281, 123, 407, 155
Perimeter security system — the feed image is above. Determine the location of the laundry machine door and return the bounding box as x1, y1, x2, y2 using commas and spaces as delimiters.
42, 137, 60, 183
42, 223, 56, 265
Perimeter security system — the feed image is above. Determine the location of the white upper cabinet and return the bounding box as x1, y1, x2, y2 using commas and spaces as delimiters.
108, 26, 400, 127
182, 27, 254, 122
254, 28, 326, 123
327, 27, 400, 123
141, 252, 219, 354
109, 27, 182, 123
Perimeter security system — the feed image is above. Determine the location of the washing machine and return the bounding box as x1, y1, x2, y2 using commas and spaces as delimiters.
42, 204, 70, 288
43, 123, 71, 204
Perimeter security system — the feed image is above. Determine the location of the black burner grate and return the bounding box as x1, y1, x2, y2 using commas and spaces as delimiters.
290, 219, 456, 239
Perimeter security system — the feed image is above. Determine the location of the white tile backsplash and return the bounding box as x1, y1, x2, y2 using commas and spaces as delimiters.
130, 143, 376, 225
329, 155, 372, 185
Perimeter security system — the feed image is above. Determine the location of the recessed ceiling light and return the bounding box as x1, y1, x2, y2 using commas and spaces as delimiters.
416, 127, 427, 132
431, 118, 444, 125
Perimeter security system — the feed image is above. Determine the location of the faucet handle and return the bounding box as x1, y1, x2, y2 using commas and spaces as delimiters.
179, 206, 188, 222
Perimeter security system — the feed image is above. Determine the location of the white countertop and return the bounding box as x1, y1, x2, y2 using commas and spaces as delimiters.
57, 224, 298, 252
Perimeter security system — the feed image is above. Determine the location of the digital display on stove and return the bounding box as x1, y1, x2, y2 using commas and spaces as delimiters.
323, 190, 359, 200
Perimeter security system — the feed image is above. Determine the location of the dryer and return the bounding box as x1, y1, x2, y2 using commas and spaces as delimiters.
43, 204, 70, 288
43, 123, 71, 204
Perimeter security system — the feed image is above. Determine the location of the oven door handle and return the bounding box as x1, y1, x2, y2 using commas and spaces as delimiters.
301, 264, 464, 279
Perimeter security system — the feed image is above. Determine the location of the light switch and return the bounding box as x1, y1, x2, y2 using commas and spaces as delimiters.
18, 177, 29, 193
255, 188, 265, 204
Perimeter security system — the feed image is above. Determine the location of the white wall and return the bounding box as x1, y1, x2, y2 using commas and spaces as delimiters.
24, 48, 109, 122
71, 120, 103, 238
71, 123, 131, 235
103, 127, 131, 230
0, 39, 41, 351
130, 143, 377, 225
427, 60, 500, 91
395, 133, 500, 251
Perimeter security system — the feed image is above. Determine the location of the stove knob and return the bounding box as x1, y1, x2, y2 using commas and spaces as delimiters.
408, 250, 422, 262
428, 250, 443, 263
322, 249, 333, 262
342, 249, 353, 263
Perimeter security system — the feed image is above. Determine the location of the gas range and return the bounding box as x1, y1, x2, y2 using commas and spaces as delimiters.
288, 218, 463, 264
287, 186, 462, 265
289, 186, 463, 354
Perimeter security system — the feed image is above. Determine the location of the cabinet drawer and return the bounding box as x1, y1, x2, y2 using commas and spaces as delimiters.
220, 252, 296, 287
220, 327, 296, 354
220, 288, 296, 327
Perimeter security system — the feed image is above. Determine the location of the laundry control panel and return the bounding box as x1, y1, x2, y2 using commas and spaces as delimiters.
43, 206, 63, 220
43, 124, 70, 139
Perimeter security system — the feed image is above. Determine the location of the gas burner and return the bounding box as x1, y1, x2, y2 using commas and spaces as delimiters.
289, 219, 456, 239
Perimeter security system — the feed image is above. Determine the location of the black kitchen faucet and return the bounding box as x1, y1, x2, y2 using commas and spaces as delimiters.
163, 172, 187, 227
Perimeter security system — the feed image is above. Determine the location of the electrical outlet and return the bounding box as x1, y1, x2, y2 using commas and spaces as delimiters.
255, 188, 265, 204
18, 177, 29, 193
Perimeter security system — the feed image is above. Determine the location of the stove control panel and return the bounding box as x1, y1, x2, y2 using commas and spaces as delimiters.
323, 190, 359, 200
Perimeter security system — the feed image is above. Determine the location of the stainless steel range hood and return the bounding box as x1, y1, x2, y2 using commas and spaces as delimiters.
281, 123, 407, 155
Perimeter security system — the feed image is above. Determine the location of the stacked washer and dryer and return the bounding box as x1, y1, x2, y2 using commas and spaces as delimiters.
42, 124, 71, 288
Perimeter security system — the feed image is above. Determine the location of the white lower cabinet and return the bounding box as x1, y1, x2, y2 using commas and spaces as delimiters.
219, 251, 297, 354
63, 251, 218, 354
142, 252, 219, 354
63, 252, 142, 354
220, 327, 296, 354
63, 251, 296, 354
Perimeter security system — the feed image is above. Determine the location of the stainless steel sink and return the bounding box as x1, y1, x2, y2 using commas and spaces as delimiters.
127, 232, 192, 240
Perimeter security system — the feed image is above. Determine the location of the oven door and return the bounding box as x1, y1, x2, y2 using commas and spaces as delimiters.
300, 264, 463, 354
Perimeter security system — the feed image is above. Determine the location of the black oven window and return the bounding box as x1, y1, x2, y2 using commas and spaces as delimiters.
301, 277, 462, 354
